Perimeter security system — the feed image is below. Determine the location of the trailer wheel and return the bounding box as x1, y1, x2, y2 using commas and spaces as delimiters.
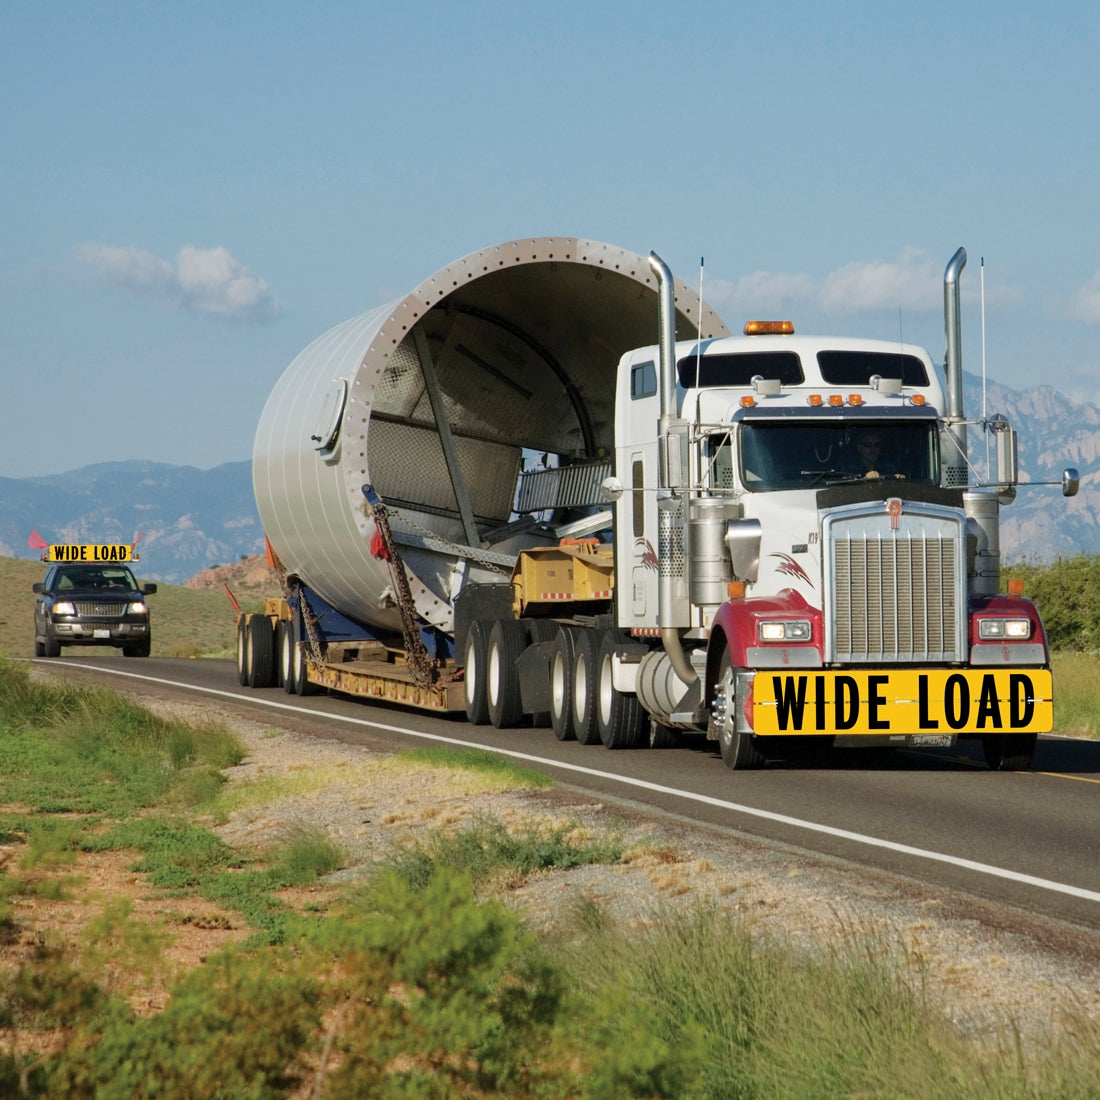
711, 648, 766, 770
487, 619, 527, 729
983, 733, 1037, 772
236, 616, 250, 686
286, 612, 319, 696
550, 627, 579, 741
596, 630, 646, 749
463, 619, 491, 725
247, 615, 276, 689
275, 620, 292, 689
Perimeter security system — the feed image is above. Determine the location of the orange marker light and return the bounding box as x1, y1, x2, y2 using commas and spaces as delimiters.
740, 395, 755, 407
728, 581, 746, 599
911, 394, 926, 405
828, 394, 844, 406
744, 320, 795, 336
1007, 577, 1025, 597
808, 394, 823, 406
849, 393, 863, 405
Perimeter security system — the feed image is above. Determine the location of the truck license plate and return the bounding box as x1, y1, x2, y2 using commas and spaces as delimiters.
93, 629, 111, 639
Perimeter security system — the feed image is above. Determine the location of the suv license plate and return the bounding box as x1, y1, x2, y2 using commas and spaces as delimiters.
93, 629, 111, 639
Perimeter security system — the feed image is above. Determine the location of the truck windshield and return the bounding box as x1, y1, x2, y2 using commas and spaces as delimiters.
734, 420, 938, 491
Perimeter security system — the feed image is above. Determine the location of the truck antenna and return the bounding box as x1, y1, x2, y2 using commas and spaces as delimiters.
696, 257, 704, 387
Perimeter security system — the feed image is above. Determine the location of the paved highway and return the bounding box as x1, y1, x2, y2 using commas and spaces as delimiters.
32, 656, 1100, 932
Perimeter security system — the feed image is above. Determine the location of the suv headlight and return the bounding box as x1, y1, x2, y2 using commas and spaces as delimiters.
53, 601, 76, 615
758, 619, 812, 642
978, 617, 1031, 639
128, 601, 148, 615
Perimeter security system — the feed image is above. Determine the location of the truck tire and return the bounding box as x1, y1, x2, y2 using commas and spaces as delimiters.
286, 613, 319, 696
487, 618, 527, 729
42, 634, 61, 659
273, 620, 290, 687
463, 619, 491, 725
571, 628, 602, 745
983, 733, 1037, 772
123, 637, 151, 657
549, 627, 579, 741
596, 630, 646, 749
236, 617, 250, 685
711, 648, 766, 770
247, 616, 276, 689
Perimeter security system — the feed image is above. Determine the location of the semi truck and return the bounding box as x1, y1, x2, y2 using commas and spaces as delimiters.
240, 237, 1078, 770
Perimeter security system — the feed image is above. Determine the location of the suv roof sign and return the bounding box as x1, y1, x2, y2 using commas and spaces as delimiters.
46, 544, 136, 563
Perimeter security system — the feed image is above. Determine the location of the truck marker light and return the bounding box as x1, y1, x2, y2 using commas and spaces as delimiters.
1007, 577, 1025, 596
740, 395, 755, 407
743, 320, 794, 335
727, 581, 745, 599
808, 394, 823, 406
849, 394, 863, 405
910, 394, 926, 405
828, 394, 844, 406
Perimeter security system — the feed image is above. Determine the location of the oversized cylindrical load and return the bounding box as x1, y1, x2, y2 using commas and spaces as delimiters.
254, 237, 729, 636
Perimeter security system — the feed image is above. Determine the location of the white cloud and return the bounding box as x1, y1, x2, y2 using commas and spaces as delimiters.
75, 243, 277, 321
819, 248, 941, 314
1067, 273, 1100, 325
706, 248, 946, 319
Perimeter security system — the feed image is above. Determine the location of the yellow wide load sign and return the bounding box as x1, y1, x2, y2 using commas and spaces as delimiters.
753, 669, 1052, 736
46, 544, 134, 563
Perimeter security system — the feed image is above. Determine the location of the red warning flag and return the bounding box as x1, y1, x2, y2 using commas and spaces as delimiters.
27, 530, 48, 550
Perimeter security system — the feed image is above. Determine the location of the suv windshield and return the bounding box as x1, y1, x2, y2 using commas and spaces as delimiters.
52, 565, 141, 592
727, 421, 938, 492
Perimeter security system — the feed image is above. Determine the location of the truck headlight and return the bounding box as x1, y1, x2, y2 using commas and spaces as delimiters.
978, 617, 1031, 639
128, 601, 148, 615
53, 601, 76, 615
758, 620, 812, 642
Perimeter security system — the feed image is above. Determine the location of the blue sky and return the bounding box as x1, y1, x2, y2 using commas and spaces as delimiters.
4, 1, 1100, 479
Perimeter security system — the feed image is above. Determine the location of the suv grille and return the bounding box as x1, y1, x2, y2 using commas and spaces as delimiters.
73, 602, 127, 618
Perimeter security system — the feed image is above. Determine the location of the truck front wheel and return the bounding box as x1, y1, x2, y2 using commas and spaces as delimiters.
983, 733, 1037, 772
711, 649, 766, 770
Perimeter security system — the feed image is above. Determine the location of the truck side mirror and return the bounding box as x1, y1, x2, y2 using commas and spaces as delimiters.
32, 583, 44, 594
141, 583, 158, 595
1063, 468, 1080, 498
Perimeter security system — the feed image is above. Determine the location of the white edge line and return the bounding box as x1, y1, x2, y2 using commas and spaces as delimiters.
47, 662, 1100, 907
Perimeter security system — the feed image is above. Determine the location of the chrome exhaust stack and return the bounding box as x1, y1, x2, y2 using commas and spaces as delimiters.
648, 251, 697, 687
942, 247, 968, 488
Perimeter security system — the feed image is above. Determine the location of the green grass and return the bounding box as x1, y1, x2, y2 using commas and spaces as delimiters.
1052, 651, 1100, 739
379, 811, 624, 890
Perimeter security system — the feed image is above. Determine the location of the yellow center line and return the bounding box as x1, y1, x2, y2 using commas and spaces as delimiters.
1036, 771, 1100, 785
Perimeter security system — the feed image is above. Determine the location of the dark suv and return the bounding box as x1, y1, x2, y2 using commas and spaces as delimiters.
33, 563, 156, 658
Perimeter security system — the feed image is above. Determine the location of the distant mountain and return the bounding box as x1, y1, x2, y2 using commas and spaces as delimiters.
0, 460, 263, 584
0, 373, 1095, 581
961, 372, 1099, 562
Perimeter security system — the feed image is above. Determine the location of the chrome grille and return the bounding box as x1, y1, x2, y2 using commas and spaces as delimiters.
825, 502, 966, 664
73, 602, 127, 618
